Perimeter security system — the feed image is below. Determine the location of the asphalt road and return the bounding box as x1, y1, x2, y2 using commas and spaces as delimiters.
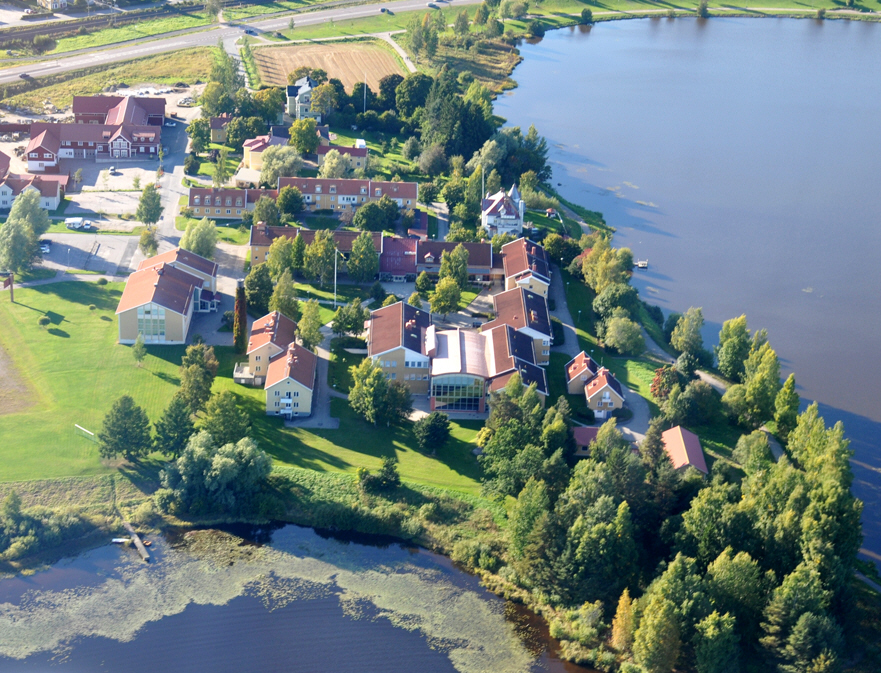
0, 0, 480, 85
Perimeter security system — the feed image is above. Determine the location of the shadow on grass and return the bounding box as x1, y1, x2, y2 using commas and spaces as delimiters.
34, 281, 119, 312
100, 315, 112, 321
47, 328, 70, 338
117, 461, 163, 496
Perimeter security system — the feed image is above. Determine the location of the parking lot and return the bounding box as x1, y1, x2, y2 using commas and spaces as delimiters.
38, 232, 139, 276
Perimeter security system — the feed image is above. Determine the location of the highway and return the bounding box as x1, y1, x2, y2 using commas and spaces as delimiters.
0, 0, 481, 85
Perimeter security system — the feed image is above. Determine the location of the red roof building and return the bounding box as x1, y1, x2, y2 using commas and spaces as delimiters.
379, 236, 417, 280
662, 426, 709, 474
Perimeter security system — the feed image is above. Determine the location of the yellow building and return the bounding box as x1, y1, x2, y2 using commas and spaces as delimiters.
501, 238, 551, 297
584, 368, 626, 419
365, 301, 432, 395
564, 351, 600, 395
234, 311, 298, 387
264, 342, 317, 417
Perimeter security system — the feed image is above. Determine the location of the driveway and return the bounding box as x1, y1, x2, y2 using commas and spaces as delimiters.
618, 390, 650, 445
548, 266, 581, 359
285, 324, 340, 429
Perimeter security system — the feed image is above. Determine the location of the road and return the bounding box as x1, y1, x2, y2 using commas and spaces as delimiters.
0, 0, 483, 85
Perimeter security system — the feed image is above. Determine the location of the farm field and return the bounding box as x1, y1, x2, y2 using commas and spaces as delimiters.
253, 40, 405, 90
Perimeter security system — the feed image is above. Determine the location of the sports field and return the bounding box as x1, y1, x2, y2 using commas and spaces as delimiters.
253, 41, 406, 91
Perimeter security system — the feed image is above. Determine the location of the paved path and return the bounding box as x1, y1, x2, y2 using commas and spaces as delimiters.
285, 323, 340, 429
377, 31, 416, 73
548, 264, 581, 359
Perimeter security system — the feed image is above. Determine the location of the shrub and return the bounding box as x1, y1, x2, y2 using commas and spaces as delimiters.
528, 20, 545, 37
88, 304, 97, 310
97, 277, 108, 285
581, 8, 593, 24
38, 315, 50, 327
184, 154, 198, 175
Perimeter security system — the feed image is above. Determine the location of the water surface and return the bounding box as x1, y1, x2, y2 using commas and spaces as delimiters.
495, 18, 881, 563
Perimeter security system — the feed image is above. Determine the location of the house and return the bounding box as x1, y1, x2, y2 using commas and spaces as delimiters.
415, 241, 500, 282
482, 287, 552, 365
187, 186, 277, 220
137, 247, 219, 297
501, 237, 551, 297
37, 0, 66, 9
481, 184, 525, 237
116, 263, 208, 345
286, 76, 321, 121
365, 301, 433, 395
661, 426, 709, 474
264, 342, 317, 417
316, 125, 331, 146
233, 311, 298, 387
565, 351, 600, 395
0, 172, 68, 211
316, 144, 369, 171
249, 225, 383, 267
27, 120, 161, 172
210, 114, 233, 143
276, 177, 417, 212
584, 367, 626, 419
379, 236, 417, 282
72, 96, 165, 126
573, 426, 600, 457
428, 325, 546, 413
242, 127, 290, 171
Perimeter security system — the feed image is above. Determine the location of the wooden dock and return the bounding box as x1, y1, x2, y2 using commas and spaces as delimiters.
122, 522, 150, 562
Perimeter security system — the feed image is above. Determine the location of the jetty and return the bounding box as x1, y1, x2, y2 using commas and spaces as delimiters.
122, 521, 151, 562
635, 259, 649, 269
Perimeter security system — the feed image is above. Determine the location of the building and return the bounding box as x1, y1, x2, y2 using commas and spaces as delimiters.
72, 96, 165, 126
187, 186, 277, 220
242, 127, 289, 171
483, 287, 552, 365
573, 426, 600, 457
276, 177, 417, 212
379, 236, 417, 283
316, 144, 368, 171
365, 301, 433, 395
564, 351, 600, 395
661, 426, 709, 474
286, 76, 320, 121
264, 342, 317, 418
137, 247, 219, 297
584, 367, 625, 419
415, 241, 502, 283
0, 172, 68, 211
249, 225, 383, 266
481, 184, 525, 237
501, 237, 551, 296
37, 0, 66, 9
233, 311, 298, 387
209, 114, 233, 143
483, 324, 548, 401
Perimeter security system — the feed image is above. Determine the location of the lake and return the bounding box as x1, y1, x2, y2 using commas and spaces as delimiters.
0, 525, 592, 672
495, 17, 881, 565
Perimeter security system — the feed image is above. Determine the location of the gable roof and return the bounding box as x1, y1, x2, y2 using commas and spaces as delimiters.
0, 151, 10, 179
276, 176, 418, 200
573, 426, 600, 450
137, 247, 218, 278
484, 324, 548, 396
482, 189, 521, 218
210, 114, 233, 130
72, 95, 165, 120
249, 225, 382, 254
0, 172, 68, 198
367, 301, 431, 357
501, 237, 550, 284
565, 351, 599, 384
316, 144, 369, 158
584, 368, 625, 402
115, 263, 200, 316
249, 311, 298, 354
484, 287, 551, 338
264, 342, 318, 390
417, 241, 493, 269
379, 236, 417, 275
662, 426, 709, 474
242, 133, 287, 154
286, 76, 317, 98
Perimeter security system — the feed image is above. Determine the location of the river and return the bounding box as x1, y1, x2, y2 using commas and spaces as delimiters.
0, 525, 591, 672
494, 17, 881, 566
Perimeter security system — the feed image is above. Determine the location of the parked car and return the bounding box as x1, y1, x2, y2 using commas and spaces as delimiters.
164, 120, 176, 127
40, 244, 50, 254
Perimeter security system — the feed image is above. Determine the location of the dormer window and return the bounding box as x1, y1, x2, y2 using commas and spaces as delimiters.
225, 198, 232, 206
215, 197, 221, 206
315, 186, 322, 193
360, 187, 367, 194
194, 196, 201, 205
329, 185, 336, 193
235, 198, 242, 206
374, 188, 381, 197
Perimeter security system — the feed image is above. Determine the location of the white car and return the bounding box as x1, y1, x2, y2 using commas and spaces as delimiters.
164, 121, 176, 127
40, 244, 50, 254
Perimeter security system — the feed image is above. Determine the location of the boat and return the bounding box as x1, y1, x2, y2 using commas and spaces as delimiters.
112, 538, 131, 544
635, 259, 649, 269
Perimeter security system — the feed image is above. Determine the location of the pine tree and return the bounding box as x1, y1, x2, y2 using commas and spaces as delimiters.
509, 477, 550, 559
694, 611, 740, 673
153, 393, 195, 459
97, 395, 152, 461
611, 588, 636, 654
760, 562, 830, 658
774, 373, 799, 441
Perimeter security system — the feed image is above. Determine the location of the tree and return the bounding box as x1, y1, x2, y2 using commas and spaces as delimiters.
153, 394, 194, 459
743, 344, 781, 428
332, 299, 368, 337
353, 202, 387, 232
581, 8, 593, 23
234, 282, 247, 353
0, 218, 34, 273
430, 277, 460, 317
260, 145, 302, 186
135, 183, 162, 229
304, 229, 336, 287
509, 477, 550, 559
318, 149, 351, 178
347, 231, 379, 283
454, 9, 470, 34
297, 299, 323, 351
439, 244, 469, 290
139, 228, 158, 257
418, 143, 448, 176
254, 86, 285, 125
97, 395, 152, 461
633, 596, 681, 673
706, 548, 773, 643
349, 359, 389, 425
277, 185, 304, 217
382, 294, 398, 307
760, 562, 830, 658
580, 237, 629, 294
186, 118, 210, 154
651, 365, 680, 401
485, 16, 503, 38
288, 117, 320, 154
395, 72, 433, 118
671, 306, 705, 356
245, 263, 274, 316
610, 589, 637, 655
697, 0, 709, 17
202, 391, 251, 448
780, 612, 843, 673
716, 315, 751, 381
310, 83, 339, 119
291, 231, 306, 274
269, 269, 300, 321
200, 81, 233, 118
593, 283, 639, 320
473, 2, 489, 25
774, 373, 799, 441
413, 411, 451, 454
385, 381, 413, 424
180, 217, 218, 259
415, 271, 433, 294
204, 0, 222, 19
132, 333, 146, 366
226, 116, 267, 152
694, 611, 740, 673
212, 147, 231, 187
252, 196, 280, 228
377, 73, 405, 110
604, 316, 645, 356
407, 292, 423, 309
266, 235, 294, 281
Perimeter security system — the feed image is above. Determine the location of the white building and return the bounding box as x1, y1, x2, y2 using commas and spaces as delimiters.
481, 184, 526, 237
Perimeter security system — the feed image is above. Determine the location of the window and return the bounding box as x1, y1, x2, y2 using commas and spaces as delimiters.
275, 401, 280, 407
431, 375, 484, 412
215, 197, 222, 206
256, 366, 261, 372
136, 304, 166, 343
315, 186, 322, 193
292, 391, 299, 397
226, 209, 231, 215
388, 373, 397, 380
88, 142, 94, 147
29, 153, 37, 158
194, 196, 201, 205
374, 188, 381, 197
292, 402, 299, 409
274, 390, 279, 396
215, 209, 221, 215
226, 198, 232, 206
542, 339, 550, 346
329, 185, 336, 193
256, 356, 261, 361
235, 198, 242, 206
542, 350, 550, 356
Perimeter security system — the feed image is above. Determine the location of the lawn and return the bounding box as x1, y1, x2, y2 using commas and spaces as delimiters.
49, 12, 213, 55
294, 281, 369, 304
6, 47, 215, 112
525, 209, 563, 237
175, 214, 250, 245
427, 213, 438, 239
328, 337, 364, 393
196, 151, 240, 179
223, 0, 327, 21
0, 281, 484, 494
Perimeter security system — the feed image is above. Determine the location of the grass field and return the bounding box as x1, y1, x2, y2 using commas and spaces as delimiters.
49, 12, 212, 55
175, 214, 250, 245
6, 47, 215, 111
223, 0, 326, 21
0, 281, 484, 493
254, 39, 406, 90
328, 337, 364, 392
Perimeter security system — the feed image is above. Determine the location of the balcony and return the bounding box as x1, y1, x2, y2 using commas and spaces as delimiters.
233, 362, 263, 387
